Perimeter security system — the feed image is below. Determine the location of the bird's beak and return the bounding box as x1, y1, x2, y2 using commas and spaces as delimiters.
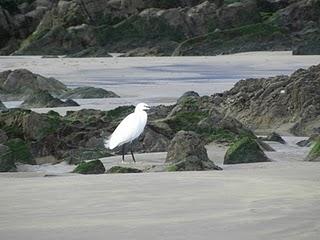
145, 106, 151, 111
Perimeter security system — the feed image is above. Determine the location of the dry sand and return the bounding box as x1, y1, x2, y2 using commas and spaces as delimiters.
1, 137, 320, 240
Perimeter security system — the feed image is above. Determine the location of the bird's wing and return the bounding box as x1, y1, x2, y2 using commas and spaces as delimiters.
106, 113, 142, 149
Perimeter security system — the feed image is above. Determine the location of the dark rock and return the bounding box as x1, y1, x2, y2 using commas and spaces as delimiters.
305, 140, 320, 162
0, 144, 16, 172
213, 64, 320, 136
0, 129, 8, 144
177, 91, 200, 103
4, 138, 35, 164
63, 99, 80, 107
107, 166, 142, 174
0, 100, 7, 111
60, 87, 120, 99
297, 134, 320, 147
165, 131, 221, 171
260, 132, 286, 144
0, 69, 67, 100
256, 139, 275, 152
72, 160, 106, 174
224, 137, 270, 164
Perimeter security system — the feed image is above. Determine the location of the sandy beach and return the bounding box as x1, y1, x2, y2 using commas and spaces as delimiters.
1, 52, 320, 239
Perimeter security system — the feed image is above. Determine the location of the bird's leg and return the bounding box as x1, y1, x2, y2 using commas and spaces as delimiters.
122, 144, 125, 163
130, 143, 136, 163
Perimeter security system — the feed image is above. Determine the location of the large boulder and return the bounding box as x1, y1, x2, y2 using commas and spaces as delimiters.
224, 137, 270, 164
165, 131, 221, 171
72, 160, 106, 174
0, 144, 16, 172
20, 90, 79, 108
305, 140, 320, 162
60, 86, 120, 99
0, 69, 67, 100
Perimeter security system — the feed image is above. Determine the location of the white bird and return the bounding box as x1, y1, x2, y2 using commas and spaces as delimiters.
104, 103, 150, 162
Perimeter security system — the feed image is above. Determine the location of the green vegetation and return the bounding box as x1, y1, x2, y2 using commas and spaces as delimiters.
73, 160, 105, 174
5, 138, 34, 164
107, 166, 142, 174
307, 140, 320, 161
224, 137, 270, 164
96, 16, 185, 46
107, 105, 135, 122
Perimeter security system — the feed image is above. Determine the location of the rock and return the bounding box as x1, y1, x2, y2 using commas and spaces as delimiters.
177, 91, 200, 103
260, 132, 286, 144
212, 64, 320, 136
297, 135, 320, 147
63, 99, 80, 107
0, 129, 8, 144
255, 139, 275, 152
60, 87, 120, 99
217, 1, 261, 29
305, 140, 320, 162
4, 138, 35, 164
165, 131, 221, 171
0, 69, 67, 100
107, 166, 142, 174
72, 160, 106, 174
0, 100, 7, 111
0, 144, 16, 172
20, 90, 79, 108
224, 137, 270, 164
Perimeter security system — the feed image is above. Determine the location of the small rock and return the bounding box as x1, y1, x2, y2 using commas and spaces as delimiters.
72, 160, 106, 174
107, 166, 142, 174
0, 100, 7, 111
260, 132, 286, 144
224, 137, 270, 164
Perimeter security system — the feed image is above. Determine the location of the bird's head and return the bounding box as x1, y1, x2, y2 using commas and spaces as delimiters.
135, 103, 150, 112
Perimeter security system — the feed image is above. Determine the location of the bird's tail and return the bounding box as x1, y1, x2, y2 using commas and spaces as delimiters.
104, 137, 116, 150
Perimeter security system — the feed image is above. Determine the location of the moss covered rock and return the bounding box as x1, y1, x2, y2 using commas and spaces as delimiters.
305, 140, 320, 162
73, 160, 105, 174
224, 137, 270, 164
165, 131, 221, 171
107, 166, 142, 174
5, 138, 35, 164
0, 144, 16, 172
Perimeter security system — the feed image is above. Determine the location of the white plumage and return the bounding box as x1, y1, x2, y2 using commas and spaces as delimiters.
104, 103, 150, 161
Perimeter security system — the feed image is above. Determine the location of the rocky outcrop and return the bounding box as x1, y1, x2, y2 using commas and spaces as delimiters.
73, 160, 106, 174
224, 137, 270, 164
0, 69, 119, 101
212, 64, 320, 136
297, 134, 319, 147
165, 130, 221, 171
107, 166, 142, 173
0, 69, 67, 100
305, 140, 320, 162
20, 90, 80, 108
259, 132, 286, 144
60, 86, 120, 99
